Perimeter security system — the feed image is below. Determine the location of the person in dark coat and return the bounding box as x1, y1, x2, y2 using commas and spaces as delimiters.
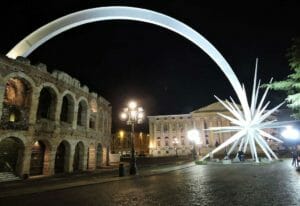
292, 150, 297, 167
238, 151, 245, 161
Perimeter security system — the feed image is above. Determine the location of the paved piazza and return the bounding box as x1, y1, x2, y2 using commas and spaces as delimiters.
0, 159, 299, 206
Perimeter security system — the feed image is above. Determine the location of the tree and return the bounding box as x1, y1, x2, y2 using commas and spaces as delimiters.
265, 38, 300, 118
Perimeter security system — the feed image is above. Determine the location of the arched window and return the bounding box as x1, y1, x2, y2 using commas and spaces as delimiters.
77, 100, 88, 127
37, 87, 57, 120
60, 94, 74, 123
1, 78, 32, 129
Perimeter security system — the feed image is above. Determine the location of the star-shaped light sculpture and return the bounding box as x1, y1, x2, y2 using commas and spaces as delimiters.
201, 60, 286, 163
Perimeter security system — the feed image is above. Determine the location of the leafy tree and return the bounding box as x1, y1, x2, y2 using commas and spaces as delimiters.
265, 38, 300, 118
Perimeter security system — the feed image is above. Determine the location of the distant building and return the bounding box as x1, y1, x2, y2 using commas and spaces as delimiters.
0, 55, 111, 180
111, 131, 149, 156
148, 102, 279, 157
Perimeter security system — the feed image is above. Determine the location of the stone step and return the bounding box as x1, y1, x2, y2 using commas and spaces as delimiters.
0, 172, 21, 182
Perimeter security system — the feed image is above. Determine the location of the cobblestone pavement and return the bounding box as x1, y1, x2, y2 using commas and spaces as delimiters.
0, 159, 299, 206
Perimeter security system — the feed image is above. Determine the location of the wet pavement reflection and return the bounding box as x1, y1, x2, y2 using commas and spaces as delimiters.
0, 159, 299, 206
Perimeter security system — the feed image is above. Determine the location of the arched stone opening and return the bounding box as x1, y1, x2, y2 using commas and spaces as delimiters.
54, 140, 70, 174
73, 141, 84, 171
1, 77, 32, 130
96, 143, 103, 168
37, 87, 57, 120
29, 140, 46, 176
60, 94, 75, 124
77, 100, 88, 127
87, 143, 95, 170
0, 137, 25, 176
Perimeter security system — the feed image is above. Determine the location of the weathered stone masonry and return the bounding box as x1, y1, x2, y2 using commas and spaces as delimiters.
0, 54, 112, 177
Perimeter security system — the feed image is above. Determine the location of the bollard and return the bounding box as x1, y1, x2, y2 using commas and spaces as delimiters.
119, 163, 125, 177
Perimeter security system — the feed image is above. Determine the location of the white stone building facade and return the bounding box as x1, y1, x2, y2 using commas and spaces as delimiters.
148, 102, 279, 157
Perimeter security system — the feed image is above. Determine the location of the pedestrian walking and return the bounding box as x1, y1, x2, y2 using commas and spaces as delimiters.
292, 151, 297, 167
297, 153, 300, 167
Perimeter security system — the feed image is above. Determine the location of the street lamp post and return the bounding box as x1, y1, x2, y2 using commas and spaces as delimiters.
120, 101, 144, 175
173, 138, 179, 157
187, 129, 200, 160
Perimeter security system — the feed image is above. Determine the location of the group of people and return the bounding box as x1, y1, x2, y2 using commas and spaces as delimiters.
291, 150, 300, 167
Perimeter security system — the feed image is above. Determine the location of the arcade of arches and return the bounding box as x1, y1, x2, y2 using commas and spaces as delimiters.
0, 55, 112, 178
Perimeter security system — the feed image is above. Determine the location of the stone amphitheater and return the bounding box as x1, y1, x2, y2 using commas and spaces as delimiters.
0, 54, 111, 180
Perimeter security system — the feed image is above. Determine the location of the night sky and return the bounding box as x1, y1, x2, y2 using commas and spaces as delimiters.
0, 0, 299, 132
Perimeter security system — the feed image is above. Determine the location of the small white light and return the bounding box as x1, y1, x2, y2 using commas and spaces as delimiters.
120, 112, 127, 120
281, 126, 299, 139
128, 101, 137, 109
137, 112, 144, 119
138, 107, 143, 112
130, 110, 137, 118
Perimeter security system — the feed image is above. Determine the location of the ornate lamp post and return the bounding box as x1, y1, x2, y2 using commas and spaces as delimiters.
120, 101, 144, 175
187, 129, 200, 160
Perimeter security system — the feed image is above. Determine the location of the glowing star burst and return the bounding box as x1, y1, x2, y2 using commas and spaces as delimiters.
201, 60, 286, 163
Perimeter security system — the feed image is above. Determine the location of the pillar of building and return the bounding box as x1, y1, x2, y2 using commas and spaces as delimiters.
0, 83, 5, 120
43, 149, 57, 176
72, 105, 78, 129
19, 145, 32, 177
87, 144, 96, 170
28, 89, 40, 125
54, 97, 62, 125
83, 144, 88, 171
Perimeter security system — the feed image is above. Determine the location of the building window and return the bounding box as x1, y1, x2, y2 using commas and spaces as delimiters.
172, 123, 176, 131
163, 123, 168, 132
181, 139, 185, 145
157, 141, 160, 147
156, 123, 161, 131
205, 135, 209, 145
165, 141, 169, 146
158, 151, 161, 154
179, 123, 184, 132
166, 151, 169, 154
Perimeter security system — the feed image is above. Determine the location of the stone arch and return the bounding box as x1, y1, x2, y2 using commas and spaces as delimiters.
1, 73, 34, 129
0, 136, 25, 176
3, 72, 36, 89
73, 141, 85, 171
87, 142, 96, 170
77, 97, 89, 127
54, 140, 71, 174
36, 84, 59, 121
60, 91, 75, 124
29, 139, 52, 176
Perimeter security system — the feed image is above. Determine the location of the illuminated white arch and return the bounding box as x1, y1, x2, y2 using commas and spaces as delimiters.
6, 6, 246, 103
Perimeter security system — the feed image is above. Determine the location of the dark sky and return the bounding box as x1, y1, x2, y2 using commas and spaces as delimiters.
0, 0, 299, 132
